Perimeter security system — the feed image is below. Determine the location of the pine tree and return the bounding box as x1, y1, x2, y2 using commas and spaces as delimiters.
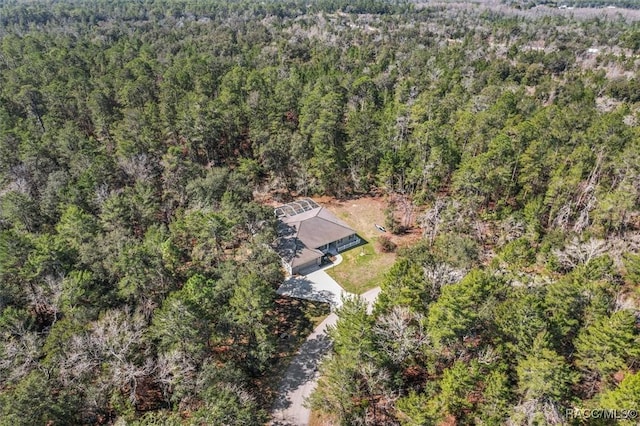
574, 310, 640, 381
516, 332, 577, 402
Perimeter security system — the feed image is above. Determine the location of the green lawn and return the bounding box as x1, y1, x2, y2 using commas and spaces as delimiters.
326, 239, 395, 294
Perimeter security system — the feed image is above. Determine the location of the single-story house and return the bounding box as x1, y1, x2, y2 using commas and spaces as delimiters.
274, 199, 360, 275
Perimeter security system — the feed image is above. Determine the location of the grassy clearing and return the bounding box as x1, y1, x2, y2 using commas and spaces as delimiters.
309, 409, 334, 426
316, 196, 412, 295
326, 238, 395, 294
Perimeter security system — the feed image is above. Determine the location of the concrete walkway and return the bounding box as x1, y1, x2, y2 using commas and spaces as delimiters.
270, 286, 381, 426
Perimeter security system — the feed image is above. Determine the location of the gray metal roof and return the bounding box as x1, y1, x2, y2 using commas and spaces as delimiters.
274, 201, 356, 268
281, 207, 355, 249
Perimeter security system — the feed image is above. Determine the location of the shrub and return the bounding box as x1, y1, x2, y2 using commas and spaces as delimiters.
378, 236, 397, 253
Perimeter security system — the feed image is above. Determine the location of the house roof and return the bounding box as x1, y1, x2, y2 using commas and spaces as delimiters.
274, 224, 325, 269
274, 201, 356, 269
281, 207, 355, 249
290, 246, 324, 268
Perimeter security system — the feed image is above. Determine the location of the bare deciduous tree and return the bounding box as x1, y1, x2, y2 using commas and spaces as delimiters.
373, 307, 429, 365
423, 262, 466, 299
552, 203, 573, 231
553, 237, 607, 269
56, 308, 153, 405
22, 273, 65, 329
156, 350, 197, 404
420, 198, 446, 244
0, 332, 42, 383
118, 154, 154, 183
507, 399, 565, 426
498, 216, 524, 246
359, 361, 398, 426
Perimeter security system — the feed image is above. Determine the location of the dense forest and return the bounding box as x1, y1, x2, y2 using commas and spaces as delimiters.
0, 0, 639, 424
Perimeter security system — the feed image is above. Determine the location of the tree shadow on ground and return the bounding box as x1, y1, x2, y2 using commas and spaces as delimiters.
276, 275, 337, 305
270, 325, 333, 412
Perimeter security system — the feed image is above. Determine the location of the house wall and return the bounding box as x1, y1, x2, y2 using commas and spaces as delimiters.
335, 234, 356, 245
335, 234, 360, 252
291, 257, 322, 275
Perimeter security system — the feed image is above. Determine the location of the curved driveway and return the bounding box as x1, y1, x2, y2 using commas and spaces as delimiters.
270, 286, 381, 425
